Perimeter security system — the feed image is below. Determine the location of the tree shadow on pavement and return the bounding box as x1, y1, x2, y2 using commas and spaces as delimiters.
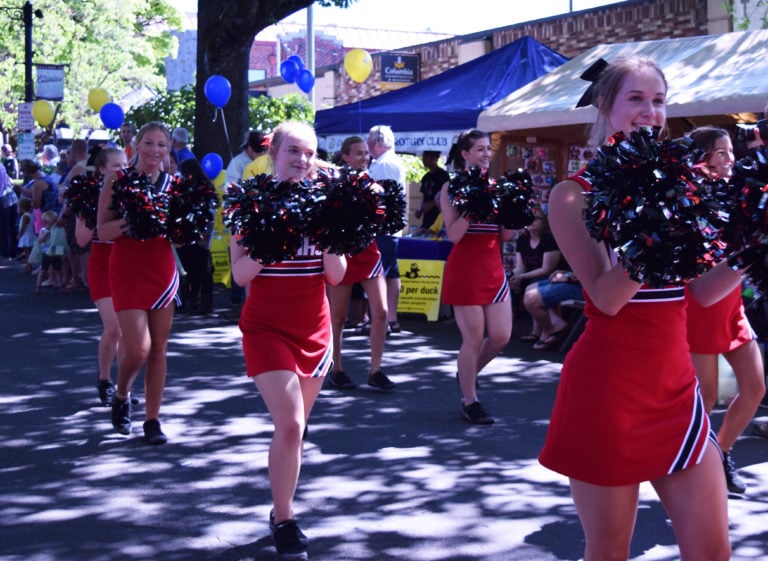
1, 268, 766, 560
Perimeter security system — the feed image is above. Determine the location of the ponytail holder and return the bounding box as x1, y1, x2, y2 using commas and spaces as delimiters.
575, 58, 609, 108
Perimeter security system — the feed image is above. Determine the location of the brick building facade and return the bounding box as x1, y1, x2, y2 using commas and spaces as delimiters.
269, 0, 728, 108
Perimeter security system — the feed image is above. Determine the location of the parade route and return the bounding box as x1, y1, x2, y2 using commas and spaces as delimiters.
1, 261, 767, 561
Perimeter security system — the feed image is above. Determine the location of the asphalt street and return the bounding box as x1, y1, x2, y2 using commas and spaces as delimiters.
1, 259, 767, 561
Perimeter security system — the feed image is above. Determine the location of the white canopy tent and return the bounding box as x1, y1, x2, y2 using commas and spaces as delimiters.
477, 30, 768, 133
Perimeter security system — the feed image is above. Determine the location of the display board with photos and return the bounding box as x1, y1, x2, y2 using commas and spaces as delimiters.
567, 145, 594, 177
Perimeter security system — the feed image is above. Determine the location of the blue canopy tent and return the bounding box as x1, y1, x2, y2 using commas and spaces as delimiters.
315, 36, 568, 154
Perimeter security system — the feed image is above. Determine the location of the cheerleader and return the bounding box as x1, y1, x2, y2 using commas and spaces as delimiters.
539, 56, 738, 560
229, 121, 346, 560
97, 122, 177, 445
74, 147, 128, 406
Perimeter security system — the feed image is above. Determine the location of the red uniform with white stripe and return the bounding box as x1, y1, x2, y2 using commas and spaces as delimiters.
87, 239, 113, 302
685, 285, 753, 353
539, 174, 714, 486
240, 238, 333, 378
108, 170, 179, 312
340, 242, 382, 285
441, 222, 509, 306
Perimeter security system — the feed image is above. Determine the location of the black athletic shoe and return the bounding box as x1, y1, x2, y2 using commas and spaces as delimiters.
143, 419, 168, 445
271, 517, 308, 560
327, 370, 356, 390
111, 396, 132, 435
367, 370, 396, 391
97, 379, 115, 406
723, 452, 747, 494
461, 401, 494, 425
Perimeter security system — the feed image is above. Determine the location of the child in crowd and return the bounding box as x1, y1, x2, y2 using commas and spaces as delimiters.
17, 197, 36, 272
35, 210, 67, 293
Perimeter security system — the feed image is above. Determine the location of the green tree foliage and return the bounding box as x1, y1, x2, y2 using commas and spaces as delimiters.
126, 88, 313, 148
0, 0, 180, 143
723, 0, 768, 30
194, 0, 356, 164
126, 84, 196, 132
248, 93, 314, 132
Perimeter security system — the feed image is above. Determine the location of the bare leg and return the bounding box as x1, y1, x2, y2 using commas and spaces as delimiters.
143, 305, 175, 421
385, 277, 400, 323
94, 297, 121, 381
570, 478, 639, 561
651, 445, 731, 560
719, 340, 765, 451
327, 284, 353, 372
362, 276, 387, 372
690, 352, 719, 413
453, 305, 485, 403
523, 284, 567, 340
476, 300, 512, 374
114, 309, 151, 400
254, 371, 324, 524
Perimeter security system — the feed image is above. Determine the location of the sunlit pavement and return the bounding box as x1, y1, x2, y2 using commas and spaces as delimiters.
1, 261, 767, 561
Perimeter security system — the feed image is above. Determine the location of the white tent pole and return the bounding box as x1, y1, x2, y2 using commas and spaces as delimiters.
307, 5, 315, 107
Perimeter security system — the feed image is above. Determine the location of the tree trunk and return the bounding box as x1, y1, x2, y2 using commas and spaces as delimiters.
194, 0, 314, 167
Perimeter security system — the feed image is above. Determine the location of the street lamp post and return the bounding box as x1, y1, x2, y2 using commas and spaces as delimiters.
1, 1, 42, 102
23, 1, 33, 101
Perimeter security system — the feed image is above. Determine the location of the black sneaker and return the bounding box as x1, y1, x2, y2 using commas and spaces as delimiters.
97, 379, 115, 406
271, 517, 308, 560
723, 452, 747, 494
752, 421, 768, 438
368, 370, 396, 391
143, 419, 168, 445
111, 396, 132, 435
461, 401, 495, 425
327, 370, 356, 390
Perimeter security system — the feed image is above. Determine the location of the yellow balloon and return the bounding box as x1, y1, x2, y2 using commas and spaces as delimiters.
88, 87, 111, 112
213, 170, 226, 189
344, 48, 373, 83
32, 100, 54, 127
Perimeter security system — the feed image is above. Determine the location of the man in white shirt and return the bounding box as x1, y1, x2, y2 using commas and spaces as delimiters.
367, 125, 405, 346
226, 130, 268, 185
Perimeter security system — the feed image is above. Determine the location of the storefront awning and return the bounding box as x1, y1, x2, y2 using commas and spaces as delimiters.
477, 30, 768, 133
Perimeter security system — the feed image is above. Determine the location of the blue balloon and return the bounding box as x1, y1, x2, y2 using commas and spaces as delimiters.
287, 55, 304, 71
297, 69, 315, 93
280, 60, 300, 83
201, 153, 224, 179
99, 102, 124, 130
204, 75, 231, 108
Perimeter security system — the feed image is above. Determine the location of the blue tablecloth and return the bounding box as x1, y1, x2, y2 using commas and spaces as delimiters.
397, 237, 453, 261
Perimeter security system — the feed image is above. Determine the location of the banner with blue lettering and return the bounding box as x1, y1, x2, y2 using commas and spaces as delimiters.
319, 130, 459, 156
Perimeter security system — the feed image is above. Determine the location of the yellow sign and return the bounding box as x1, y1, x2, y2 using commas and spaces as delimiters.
210, 234, 231, 288
211, 190, 231, 287
397, 258, 445, 321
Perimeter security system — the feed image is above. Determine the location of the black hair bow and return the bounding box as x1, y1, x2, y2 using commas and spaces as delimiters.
575, 58, 609, 108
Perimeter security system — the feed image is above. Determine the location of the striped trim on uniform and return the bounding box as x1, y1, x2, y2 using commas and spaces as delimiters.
493, 276, 510, 303
260, 257, 324, 277
151, 268, 180, 310
312, 341, 334, 378
367, 256, 384, 279
667, 379, 711, 474
156, 170, 173, 193
629, 286, 685, 303
466, 223, 499, 234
